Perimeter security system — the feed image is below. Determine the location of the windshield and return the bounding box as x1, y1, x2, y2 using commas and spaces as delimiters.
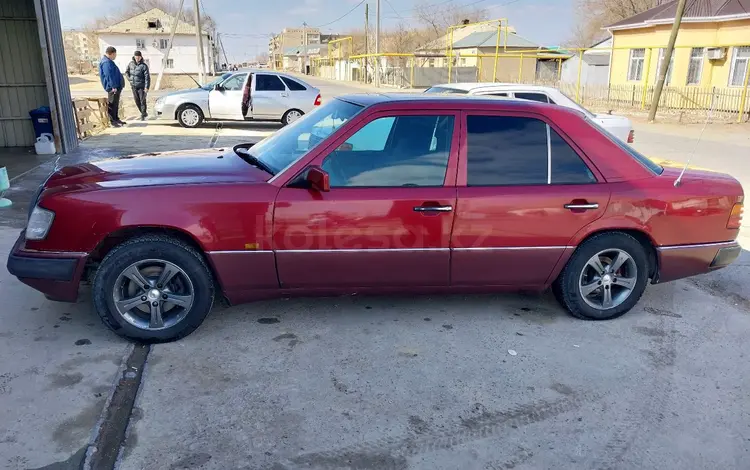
247, 98, 363, 174
424, 86, 468, 94
201, 73, 232, 90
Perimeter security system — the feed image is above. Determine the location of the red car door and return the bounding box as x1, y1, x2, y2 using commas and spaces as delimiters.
451, 111, 612, 287
273, 110, 459, 289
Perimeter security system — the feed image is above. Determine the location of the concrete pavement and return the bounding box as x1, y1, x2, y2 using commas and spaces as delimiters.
2, 75, 750, 469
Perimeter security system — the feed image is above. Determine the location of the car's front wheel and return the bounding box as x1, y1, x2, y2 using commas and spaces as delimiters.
177, 104, 204, 128
92, 235, 215, 342
554, 232, 649, 321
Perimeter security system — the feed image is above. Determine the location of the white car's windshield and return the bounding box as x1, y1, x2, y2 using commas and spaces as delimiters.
247, 99, 363, 174
201, 73, 232, 90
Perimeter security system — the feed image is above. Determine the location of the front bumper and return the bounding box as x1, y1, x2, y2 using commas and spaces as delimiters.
656, 241, 741, 283
6, 233, 88, 302
154, 101, 175, 119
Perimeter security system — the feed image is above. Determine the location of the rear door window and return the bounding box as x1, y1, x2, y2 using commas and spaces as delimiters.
256, 74, 286, 91
465, 115, 596, 186
513, 92, 550, 103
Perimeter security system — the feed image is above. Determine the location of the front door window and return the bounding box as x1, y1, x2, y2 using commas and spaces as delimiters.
321, 115, 455, 187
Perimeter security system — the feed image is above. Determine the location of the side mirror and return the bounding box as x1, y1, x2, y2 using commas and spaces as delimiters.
306, 166, 330, 192
214, 84, 223, 91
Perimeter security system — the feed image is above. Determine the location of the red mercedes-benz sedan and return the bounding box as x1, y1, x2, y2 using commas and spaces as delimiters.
7, 94, 744, 342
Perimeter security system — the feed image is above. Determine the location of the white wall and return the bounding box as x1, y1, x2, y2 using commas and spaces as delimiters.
98, 33, 215, 75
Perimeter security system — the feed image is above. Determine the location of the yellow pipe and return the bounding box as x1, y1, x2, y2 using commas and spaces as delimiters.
558, 57, 562, 80
640, 48, 653, 110
575, 49, 583, 102
738, 54, 750, 123
478, 56, 483, 81
448, 28, 453, 83
493, 24, 501, 82
518, 53, 523, 82
410, 56, 415, 88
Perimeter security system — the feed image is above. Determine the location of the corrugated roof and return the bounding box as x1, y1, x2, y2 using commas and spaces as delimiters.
451, 31, 540, 49
97, 8, 206, 35
608, 0, 750, 29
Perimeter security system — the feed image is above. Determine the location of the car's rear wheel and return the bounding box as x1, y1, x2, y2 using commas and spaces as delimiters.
282, 109, 303, 126
177, 104, 204, 128
554, 232, 649, 321
92, 235, 214, 342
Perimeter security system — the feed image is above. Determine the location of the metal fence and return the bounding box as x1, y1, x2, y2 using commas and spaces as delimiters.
304, 43, 750, 123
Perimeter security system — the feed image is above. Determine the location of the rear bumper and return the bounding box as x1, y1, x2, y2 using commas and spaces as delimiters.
6, 233, 88, 302
656, 241, 741, 283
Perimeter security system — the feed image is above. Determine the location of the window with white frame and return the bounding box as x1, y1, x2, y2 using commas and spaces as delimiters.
686, 47, 704, 85
165, 58, 174, 68
729, 46, 750, 87
627, 48, 645, 81
655, 48, 674, 85
159, 39, 169, 49
136, 38, 146, 49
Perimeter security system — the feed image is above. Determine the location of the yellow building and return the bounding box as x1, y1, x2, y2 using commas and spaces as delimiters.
607, 0, 750, 89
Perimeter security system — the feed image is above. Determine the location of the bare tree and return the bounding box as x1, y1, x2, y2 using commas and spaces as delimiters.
569, 0, 659, 47
413, 1, 490, 42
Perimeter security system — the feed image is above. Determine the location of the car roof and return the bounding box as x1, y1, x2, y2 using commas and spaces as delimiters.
334, 93, 582, 115
430, 83, 560, 93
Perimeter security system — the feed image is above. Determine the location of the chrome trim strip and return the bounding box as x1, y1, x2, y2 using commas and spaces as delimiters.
207, 250, 274, 255
564, 203, 599, 210
277, 248, 450, 254
452, 246, 572, 251
18, 250, 88, 257
657, 241, 739, 251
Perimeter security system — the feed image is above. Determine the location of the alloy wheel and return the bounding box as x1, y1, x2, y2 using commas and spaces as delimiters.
112, 259, 195, 331
578, 249, 638, 310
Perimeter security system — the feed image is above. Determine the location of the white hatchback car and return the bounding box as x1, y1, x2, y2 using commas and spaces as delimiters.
425, 83, 635, 143
155, 71, 321, 128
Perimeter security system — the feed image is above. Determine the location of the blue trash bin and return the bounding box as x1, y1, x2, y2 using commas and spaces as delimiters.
29, 106, 53, 139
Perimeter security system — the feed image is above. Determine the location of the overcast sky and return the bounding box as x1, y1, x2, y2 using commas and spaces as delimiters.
58, 0, 574, 62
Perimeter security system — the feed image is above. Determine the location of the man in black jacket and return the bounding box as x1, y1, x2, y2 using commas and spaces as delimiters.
125, 51, 150, 120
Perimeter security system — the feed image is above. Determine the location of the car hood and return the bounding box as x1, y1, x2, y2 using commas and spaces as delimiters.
44, 147, 271, 191
160, 87, 210, 100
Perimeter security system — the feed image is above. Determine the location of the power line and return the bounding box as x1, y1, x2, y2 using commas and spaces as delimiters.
383, 0, 404, 19
314, 0, 366, 28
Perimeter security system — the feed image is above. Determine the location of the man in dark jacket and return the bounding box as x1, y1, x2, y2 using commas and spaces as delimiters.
99, 46, 126, 127
125, 51, 150, 121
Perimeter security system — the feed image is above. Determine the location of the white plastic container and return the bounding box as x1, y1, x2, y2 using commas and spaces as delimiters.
34, 133, 55, 155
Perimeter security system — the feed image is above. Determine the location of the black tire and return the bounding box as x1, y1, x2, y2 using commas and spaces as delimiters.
177, 104, 204, 128
554, 232, 649, 321
92, 235, 215, 342
281, 109, 303, 126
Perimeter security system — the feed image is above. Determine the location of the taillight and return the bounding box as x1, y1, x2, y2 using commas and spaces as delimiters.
627, 129, 635, 143
314, 94, 321, 106
727, 196, 743, 229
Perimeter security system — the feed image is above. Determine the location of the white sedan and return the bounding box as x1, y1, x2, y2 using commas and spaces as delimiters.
425, 83, 635, 143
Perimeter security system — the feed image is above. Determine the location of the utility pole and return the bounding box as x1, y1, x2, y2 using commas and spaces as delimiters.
302, 22, 308, 74
648, 0, 687, 122
218, 33, 229, 69
194, 0, 206, 84
364, 3, 369, 83
375, 0, 380, 86
155, 0, 185, 90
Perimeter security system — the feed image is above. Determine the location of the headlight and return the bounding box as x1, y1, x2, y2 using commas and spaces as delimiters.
155, 97, 165, 106
26, 206, 55, 240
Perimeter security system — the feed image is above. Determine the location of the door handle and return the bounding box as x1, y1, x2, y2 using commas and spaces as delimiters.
414, 205, 453, 213
564, 202, 599, 210
281, 92, 289, 97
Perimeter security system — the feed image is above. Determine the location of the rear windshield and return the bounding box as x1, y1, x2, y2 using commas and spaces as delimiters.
424, 86, 469, 94
592, 120, 663, 175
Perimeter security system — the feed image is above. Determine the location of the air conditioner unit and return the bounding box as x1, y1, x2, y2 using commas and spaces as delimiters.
706, 47, 726, 60
152, 40, 159, 48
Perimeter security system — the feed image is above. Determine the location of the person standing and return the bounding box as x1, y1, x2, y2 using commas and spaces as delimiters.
126, 51, 151, 121
99, 46, 126, 127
